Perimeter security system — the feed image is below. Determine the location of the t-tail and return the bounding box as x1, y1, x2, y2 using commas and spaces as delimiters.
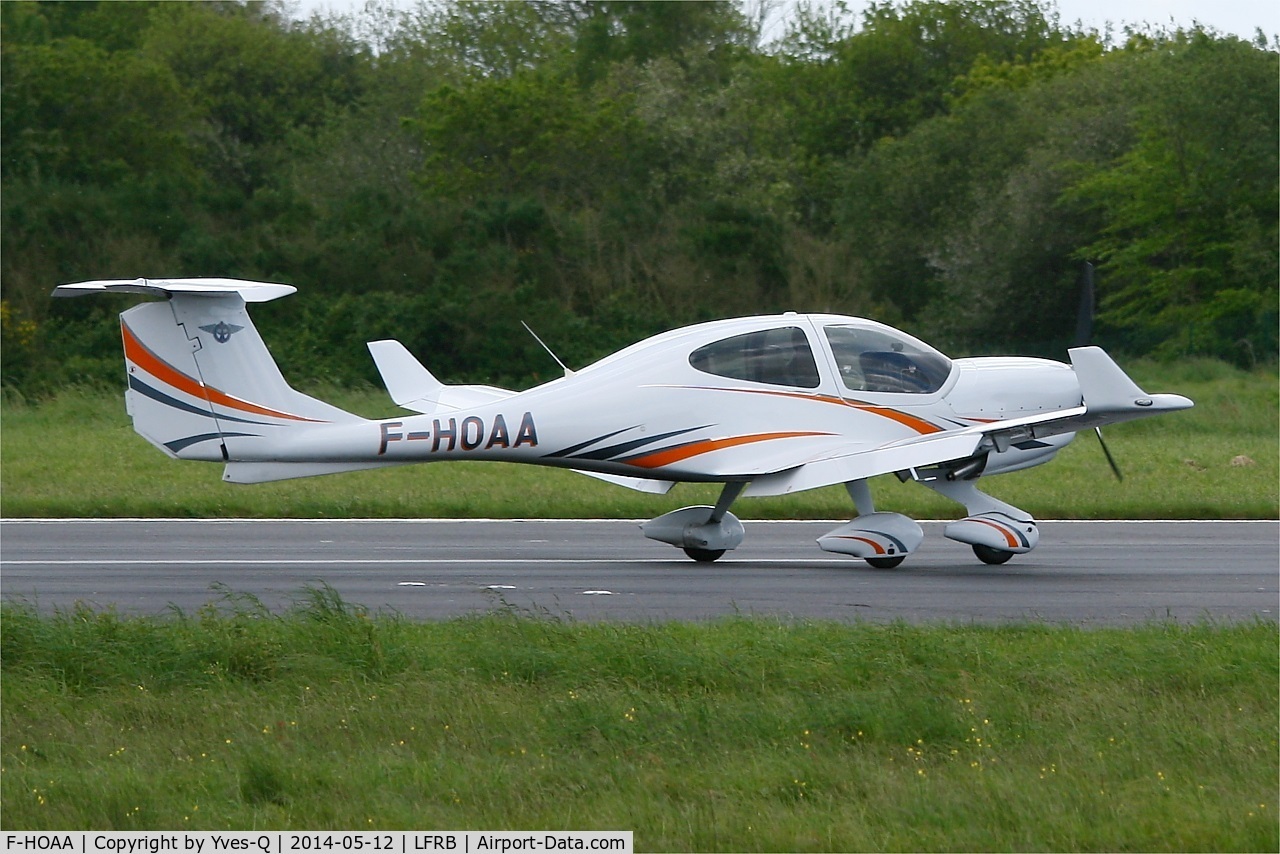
52, 278, 380, 482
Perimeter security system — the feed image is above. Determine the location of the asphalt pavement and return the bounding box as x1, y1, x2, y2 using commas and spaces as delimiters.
1, 518, 1275, 624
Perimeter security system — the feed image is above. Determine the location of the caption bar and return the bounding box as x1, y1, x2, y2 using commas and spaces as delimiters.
3, 834, 631, 854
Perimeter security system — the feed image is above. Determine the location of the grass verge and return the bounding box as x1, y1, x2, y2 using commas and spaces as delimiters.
1, 360, 1276, 519
2, 588, 1276, 848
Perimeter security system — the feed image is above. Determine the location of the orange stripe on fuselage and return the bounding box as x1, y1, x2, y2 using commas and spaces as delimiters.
842, 401, 943, 435
665, 386, 943, 436
626, 431, 831, 469
121, 321, 321, 423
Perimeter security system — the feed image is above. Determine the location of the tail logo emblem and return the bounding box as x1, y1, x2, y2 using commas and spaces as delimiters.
200, 321, 244, 344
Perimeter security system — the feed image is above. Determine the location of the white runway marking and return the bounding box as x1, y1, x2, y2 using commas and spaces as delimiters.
3, 558, 854, 566
7, 517, 1271, 524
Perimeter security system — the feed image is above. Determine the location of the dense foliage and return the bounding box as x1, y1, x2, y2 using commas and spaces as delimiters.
2, 0, 1275, 393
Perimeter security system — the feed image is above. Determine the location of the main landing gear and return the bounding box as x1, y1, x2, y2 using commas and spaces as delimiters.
930, 479, 1038, 565
816, 480, 924, 566
641, 476, 1039, 567
972, 544, 1015, 565
815, 477, 1039, 568
641, 482, 746, 563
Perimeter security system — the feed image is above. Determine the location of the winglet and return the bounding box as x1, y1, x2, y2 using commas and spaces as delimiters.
367, 339, 517, 414
1068, 346, 1194, 415
367, 339, 445, 413
52, 277, 296, 303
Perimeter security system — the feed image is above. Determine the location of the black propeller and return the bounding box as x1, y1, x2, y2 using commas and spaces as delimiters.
1078, 262, 1122, 482
1094, 427, 1123, 481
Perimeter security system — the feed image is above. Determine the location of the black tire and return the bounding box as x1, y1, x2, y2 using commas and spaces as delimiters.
973, 544, 1015, 565
684, 547, 725, 562
865, 555, 906, 569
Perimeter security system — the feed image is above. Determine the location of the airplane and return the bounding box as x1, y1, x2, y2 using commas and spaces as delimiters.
53, 277, 1193, 567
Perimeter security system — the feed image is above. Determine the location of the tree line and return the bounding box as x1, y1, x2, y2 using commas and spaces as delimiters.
2, 0, 1275, 394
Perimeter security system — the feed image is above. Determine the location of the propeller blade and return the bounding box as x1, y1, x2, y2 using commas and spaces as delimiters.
1094, 427, 1123, 481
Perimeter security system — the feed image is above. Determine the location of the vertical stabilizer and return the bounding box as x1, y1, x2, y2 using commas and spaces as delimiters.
55, 278, 361, 461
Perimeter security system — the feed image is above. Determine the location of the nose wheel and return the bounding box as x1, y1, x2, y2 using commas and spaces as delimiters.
865, 555, 906, 569
684, 547, 726, 562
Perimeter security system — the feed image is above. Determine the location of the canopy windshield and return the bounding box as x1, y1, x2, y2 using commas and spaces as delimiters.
824, 325, 951, 394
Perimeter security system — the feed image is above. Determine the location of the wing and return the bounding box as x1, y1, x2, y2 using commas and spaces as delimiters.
743, 430, 983, 496
745, 346, 1192, 497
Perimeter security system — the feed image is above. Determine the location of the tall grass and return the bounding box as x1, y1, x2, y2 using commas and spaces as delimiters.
2, 589, 1275, 848
2, 360, 1275, 519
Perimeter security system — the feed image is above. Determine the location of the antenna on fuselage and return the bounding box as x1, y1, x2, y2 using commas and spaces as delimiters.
521, 321, 575, 377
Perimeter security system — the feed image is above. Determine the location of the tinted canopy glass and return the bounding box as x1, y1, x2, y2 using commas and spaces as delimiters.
689, 326, 821, 388
824, 325, 951, 394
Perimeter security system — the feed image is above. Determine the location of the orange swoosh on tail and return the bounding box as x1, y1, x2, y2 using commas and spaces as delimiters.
122, 321, 321, 423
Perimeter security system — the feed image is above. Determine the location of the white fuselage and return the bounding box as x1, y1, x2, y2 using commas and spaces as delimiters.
56, 278, 1194, 564
219, 314, 1082, 484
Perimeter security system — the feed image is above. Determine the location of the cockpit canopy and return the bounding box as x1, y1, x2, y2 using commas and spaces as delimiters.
687, 319, 952, 395
823, 324, 951, 394
688, 326, 821, 389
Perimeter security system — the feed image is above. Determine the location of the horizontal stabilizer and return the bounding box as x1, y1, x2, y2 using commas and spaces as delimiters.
53, 277, 296, 303
368, 339, 515, 414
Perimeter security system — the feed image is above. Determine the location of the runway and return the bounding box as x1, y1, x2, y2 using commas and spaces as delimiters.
1, 519, 1276, 624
